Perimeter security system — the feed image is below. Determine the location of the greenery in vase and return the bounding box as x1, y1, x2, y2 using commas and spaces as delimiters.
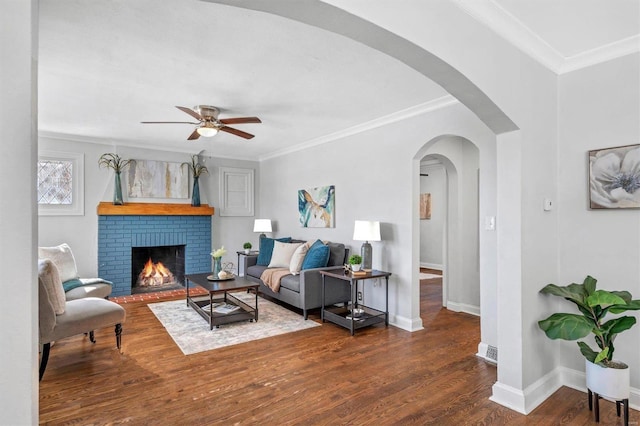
243, 242, 252, 250
211, 246, 226, 259
98, 153, 134, 172
348, 254, 362, 265
538, 275, 640, 367
182, 154, 209, 178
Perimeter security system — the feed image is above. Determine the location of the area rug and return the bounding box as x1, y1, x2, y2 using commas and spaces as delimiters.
419, 272, 442, 280
148, 292, 320, 355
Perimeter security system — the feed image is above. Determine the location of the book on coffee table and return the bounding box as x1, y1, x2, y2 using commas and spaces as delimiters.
201, 302, 241, 314
212, 303, 241, 314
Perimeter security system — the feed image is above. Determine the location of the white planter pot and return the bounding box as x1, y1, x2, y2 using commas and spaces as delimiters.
351, 264, 361, 272
585, 359, 630, 400
244, 249, 251, 254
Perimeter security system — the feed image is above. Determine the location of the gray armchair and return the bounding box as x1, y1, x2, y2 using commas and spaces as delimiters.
38, 259, 125, 380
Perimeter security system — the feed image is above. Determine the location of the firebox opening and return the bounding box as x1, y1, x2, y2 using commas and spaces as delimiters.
131, 245, 185, 294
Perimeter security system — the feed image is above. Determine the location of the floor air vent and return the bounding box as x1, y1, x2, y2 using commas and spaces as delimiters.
486, 345, 498, 363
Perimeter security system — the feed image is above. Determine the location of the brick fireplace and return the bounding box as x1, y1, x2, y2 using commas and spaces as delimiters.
97, 202, 214, 297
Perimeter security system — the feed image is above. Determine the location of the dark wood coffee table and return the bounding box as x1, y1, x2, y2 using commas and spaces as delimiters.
185, 273, 259, 330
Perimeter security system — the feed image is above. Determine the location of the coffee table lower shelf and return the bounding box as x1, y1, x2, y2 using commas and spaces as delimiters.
185, 273, 260, 330
187, 293, 257, 329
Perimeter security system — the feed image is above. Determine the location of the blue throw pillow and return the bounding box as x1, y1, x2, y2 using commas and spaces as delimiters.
301, 240, 330, 270
256, 237, 292, 266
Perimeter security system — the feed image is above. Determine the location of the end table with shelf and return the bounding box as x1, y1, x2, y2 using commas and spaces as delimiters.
236, 250, 259, 276
319, 269, 391, 335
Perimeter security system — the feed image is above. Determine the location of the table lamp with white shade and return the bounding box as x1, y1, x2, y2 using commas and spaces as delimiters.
353, 220, 381, 271
253, 219, 272, 240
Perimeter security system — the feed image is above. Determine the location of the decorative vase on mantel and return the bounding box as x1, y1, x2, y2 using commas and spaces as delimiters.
192, 176, 201, 207
113, 171, 124, 205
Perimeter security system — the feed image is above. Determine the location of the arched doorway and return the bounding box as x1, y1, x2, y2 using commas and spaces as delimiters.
415, 135, 495, 362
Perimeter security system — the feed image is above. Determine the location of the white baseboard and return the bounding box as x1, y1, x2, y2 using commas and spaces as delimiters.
446, 301, 480, 316
492, 365, 640, 415
420, 262, 443, 270
390, 314, 424, 332
490, 382, 528, 414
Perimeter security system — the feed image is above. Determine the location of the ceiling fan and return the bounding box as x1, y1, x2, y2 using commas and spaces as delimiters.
141, 105, 261, 140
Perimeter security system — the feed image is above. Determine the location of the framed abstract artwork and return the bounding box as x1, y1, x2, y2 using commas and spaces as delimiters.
589, 144, 640, 209
420, 193, 431, 220
127, 160, 188, 199
298, 185, 335, 227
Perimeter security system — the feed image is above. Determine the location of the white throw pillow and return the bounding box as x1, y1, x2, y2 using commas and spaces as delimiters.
268, 241, 303, 268
289, 241, 312, 275
38, 259, 66, 315
38, 243, 79, 283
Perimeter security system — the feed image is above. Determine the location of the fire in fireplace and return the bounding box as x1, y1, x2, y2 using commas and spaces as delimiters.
131, 245, 185, 294
137, 258, 175, 287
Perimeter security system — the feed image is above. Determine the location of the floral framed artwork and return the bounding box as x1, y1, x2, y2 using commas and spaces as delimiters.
589, 143, 640, 209
298, 185, 335, 227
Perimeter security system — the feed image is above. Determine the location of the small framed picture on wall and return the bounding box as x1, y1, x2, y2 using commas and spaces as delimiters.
589, 143, 640, 209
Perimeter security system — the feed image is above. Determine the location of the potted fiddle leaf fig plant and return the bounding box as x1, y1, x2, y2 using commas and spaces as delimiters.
538, 275, 640, 401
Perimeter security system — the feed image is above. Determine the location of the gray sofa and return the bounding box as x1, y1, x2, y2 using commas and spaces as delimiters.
243, 241, 351, 319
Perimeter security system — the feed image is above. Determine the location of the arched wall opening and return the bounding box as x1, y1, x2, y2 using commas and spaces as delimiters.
209, 0, 527, 412
416, 136, 490, 361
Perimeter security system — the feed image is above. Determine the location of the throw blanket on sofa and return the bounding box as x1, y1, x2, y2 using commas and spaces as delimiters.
260, 268, 291, 293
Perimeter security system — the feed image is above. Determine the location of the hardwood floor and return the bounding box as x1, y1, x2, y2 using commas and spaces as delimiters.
39, 278, 636, 425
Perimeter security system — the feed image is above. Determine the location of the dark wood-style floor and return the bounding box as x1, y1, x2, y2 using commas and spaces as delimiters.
39, 273, 637, 425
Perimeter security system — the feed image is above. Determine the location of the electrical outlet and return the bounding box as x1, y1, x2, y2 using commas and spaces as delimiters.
357, 291, 362, 301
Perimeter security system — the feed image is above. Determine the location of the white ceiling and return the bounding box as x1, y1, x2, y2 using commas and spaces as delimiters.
38, 0, 640, 160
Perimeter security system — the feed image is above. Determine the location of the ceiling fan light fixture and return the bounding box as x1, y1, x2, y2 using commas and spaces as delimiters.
196, 126, 218, 137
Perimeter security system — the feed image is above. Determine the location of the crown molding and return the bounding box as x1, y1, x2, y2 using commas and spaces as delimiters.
451, 0, 639, 75
37, 130, 258, 161
561, 35, 640, 74
260, 95, 459, 161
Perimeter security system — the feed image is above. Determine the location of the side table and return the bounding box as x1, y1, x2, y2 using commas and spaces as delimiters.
236, 250, 258, 276
320, 269, 391, 335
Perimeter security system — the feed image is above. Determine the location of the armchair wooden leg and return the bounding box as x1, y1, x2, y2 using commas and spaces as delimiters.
115, 323, 122, 350
39, 343, 51, 381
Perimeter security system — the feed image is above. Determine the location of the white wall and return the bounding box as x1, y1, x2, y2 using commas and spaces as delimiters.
320, 0, 559, 410
0, 1, 39, 424
557, 53, 640, 384
37, 137, 260, 276
259, 102, 495, 335
419, 162, 445, 269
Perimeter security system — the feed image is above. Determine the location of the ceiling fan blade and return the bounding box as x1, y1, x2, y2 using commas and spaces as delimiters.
140, 121, 200, 124
187, 129, 201, 140
176, 106, 203, 121
219, 117, 262, 125
220, 126, 255, 139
